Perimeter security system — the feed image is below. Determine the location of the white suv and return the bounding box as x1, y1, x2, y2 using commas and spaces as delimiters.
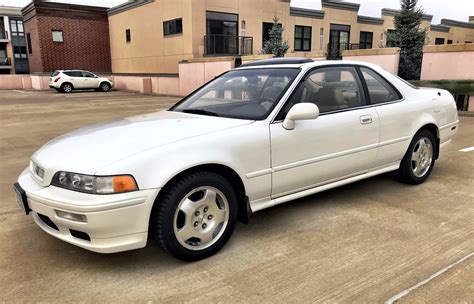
49, 70, 113, 93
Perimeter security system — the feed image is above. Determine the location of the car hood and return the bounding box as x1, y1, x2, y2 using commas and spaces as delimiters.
32, 111, 253, 177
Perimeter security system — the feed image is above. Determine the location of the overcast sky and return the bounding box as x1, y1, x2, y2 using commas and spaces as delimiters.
1, 0, 472, 24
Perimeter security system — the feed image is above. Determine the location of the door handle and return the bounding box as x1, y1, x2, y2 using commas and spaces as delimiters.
360, 115, 373, 125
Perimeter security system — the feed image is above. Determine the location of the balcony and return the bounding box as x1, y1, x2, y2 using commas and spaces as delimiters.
204, 35, 253, 56
0, 57, 12, 69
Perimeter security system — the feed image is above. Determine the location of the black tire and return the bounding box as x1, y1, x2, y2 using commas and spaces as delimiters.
395, 129, 437, 184
60, 83, 73, 93
150, 171, 238, 261
99, 82, 111, 92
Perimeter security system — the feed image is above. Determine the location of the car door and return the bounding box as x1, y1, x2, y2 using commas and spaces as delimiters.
358, 67, 408, 168
82, 71, 100, 89
64, 71, 83, 89
270, 66, 380, 198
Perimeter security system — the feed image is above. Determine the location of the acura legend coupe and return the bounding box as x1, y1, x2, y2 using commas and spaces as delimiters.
15, 58, 459, 261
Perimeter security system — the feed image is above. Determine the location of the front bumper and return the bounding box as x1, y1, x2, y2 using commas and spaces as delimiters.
17, 168, 160, 253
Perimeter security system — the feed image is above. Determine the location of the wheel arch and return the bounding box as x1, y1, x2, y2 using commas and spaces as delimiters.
152, 163, 250, 224
60, 82, 74, 89
416, 123, 440, 159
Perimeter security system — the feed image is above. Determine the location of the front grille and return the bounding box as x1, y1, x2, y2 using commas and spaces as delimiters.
38, 213, 59, 231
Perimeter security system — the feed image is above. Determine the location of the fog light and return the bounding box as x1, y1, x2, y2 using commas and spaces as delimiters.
55, 210, 87, 222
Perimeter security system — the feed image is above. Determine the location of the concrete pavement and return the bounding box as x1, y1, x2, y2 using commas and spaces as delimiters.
0, 90, 472, 302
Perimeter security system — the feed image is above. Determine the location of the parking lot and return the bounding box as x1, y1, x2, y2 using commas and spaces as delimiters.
0, 89, 473, 302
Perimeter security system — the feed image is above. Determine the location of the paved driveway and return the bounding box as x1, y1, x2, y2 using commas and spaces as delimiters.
0, 90, 472, 302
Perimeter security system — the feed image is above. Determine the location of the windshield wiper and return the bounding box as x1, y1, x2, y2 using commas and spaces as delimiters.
182, 109, 220, 117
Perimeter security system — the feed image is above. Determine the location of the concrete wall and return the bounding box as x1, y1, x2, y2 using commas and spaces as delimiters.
342, 47, 400, 74
420, 44, 474, 80
112, 75, 180, 96
178, 58, 234, 95
0, 75, 32, 89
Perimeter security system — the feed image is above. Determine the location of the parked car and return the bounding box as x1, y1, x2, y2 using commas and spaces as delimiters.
15, 58, 458, 261
48, 70, 113, 93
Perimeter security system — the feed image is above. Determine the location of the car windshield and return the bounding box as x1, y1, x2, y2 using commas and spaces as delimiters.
171, 68, 300, 120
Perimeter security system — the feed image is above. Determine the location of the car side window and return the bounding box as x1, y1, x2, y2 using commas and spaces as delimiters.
82, 72, 95, 78
278, 66, 366, 119
360, 67, 401, 104
64, 71, 82, 77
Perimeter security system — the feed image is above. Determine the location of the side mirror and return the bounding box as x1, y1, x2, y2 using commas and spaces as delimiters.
282, 103, 319, 130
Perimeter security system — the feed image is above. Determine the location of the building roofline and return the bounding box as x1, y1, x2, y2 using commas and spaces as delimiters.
430, 24, 450, 33
381, 8, 433, 21
22, 1, 109, 22
108, 0, 154, 16
290, 7, 325, 19
357, 15, 384, 25
0, 5, 22, 16
441, 18, 474, 29
321, 0, 360, 12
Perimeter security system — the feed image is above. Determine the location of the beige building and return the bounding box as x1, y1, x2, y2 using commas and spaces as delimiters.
107, 0, 474, 74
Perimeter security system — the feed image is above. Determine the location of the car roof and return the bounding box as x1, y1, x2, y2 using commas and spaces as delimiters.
235, 58, 380, 70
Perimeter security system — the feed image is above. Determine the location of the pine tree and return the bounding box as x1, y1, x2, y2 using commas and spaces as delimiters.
387, 0, 427, 80
261, 16, 289, 57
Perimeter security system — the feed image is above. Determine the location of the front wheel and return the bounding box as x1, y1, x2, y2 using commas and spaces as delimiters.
150, 171, 238, 261
396, 130, 436, 184
100, 82, 111, 92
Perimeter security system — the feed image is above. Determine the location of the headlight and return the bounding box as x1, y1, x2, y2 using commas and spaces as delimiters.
51, 171, 138, 194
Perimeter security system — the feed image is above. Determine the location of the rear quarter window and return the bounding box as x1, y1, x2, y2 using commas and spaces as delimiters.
51, 71, 59, 77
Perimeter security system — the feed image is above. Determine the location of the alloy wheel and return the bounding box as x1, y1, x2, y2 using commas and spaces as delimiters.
173, 186, 229, 251
411, 137, 433, 177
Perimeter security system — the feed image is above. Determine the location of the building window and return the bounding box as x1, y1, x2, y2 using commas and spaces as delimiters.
163, 18, 183, 36
125, 29, 131, 43
359, 31, 373, 49
52, 30, 63, 42
262, 22, 282, 48
10, 19, 24, 37
27, 33, 32, 54
13, 46, 27, 58
435, 38, 445, 45
294, 25, 311, 51
386, 29, 396, 47
447, 39, 453, 44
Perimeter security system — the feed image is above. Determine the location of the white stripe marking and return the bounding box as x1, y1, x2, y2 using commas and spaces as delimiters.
385, 252, 473, 304
459, 146, 474, 152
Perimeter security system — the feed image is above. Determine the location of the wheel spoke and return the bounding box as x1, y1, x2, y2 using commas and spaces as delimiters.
179, 198, 196, 218
199, 230, 214, 245
177, 226, 195, 242
200, 189, 217, 206
213, 208, 227, 224
412, 149, 421, 160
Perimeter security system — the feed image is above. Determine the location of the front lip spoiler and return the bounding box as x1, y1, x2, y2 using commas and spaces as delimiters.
27, 188, 156, 213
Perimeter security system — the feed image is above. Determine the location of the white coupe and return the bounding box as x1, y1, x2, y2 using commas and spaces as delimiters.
15, 58, 459, 261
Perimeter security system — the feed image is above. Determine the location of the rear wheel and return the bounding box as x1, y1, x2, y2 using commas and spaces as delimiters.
396, 130, 436, 184
150, 171, 238, 261
100, 82, 111, 92
60, 83, 73, 93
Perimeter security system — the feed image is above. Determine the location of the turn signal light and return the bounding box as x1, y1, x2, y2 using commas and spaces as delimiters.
113, 176, 138, 193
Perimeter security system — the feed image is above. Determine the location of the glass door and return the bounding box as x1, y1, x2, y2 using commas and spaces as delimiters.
328, 24, 350, 59
206, 12, 238, 55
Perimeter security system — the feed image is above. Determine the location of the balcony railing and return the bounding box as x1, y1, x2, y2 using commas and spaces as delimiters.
204, 35, 253, 56
0, 31, 7, 40
327, 43, 363, 59
0, 57, 11, 66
